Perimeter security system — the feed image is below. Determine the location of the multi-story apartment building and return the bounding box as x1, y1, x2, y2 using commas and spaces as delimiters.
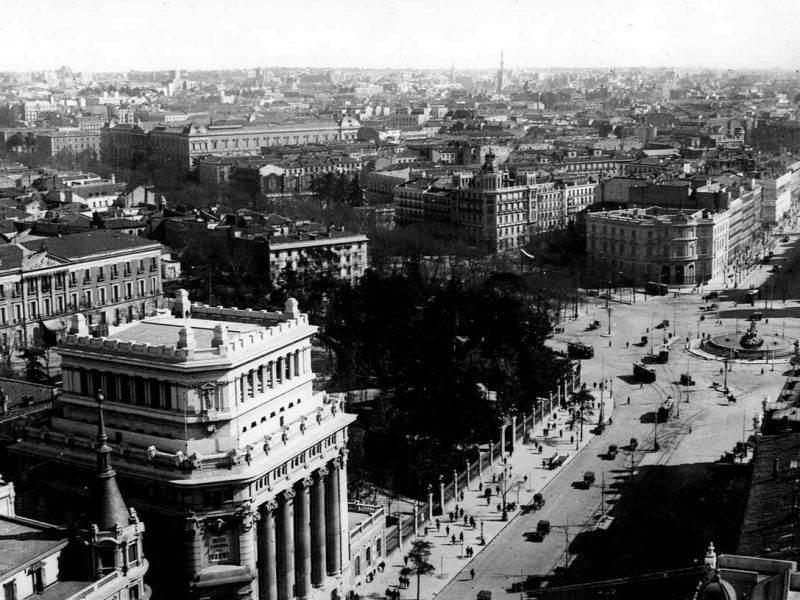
36, 131, 102, 159
761, 159, 800, 226
11, 294, 360, 600
22, 101, 59, 123
203, 155, 367, 198
394, 153, 597, 252
258, 227, 369, 285
101, 118, 361, 173
0, 232, 163, 349
585, 206, 730, 286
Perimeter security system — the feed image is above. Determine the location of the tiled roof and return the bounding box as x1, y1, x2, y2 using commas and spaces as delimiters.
108, 317, 263, 348
22, 230, 159, 260
0, 516, 67, 579
737, 433, 800, 559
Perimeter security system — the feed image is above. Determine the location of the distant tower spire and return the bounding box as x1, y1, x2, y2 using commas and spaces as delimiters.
497, 50, 505, 93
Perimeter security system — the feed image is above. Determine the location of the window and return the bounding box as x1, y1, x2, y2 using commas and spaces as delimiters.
97, 266, 105, 281
127, 543, 139, 564
99, 288, 107, 304
30, 565, 45, 593
111, 265, 119, 279
138, 280, 145, 296
3, 581, 16, 600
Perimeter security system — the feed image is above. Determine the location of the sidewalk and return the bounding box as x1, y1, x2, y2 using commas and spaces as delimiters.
352, 391, 615, 600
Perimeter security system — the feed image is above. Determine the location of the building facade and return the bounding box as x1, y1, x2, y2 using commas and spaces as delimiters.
266, 229, 369, 285
101, 118, 362, 173
36, 131, 102, 159
10, 294, 357, 600
0, 233, 163, 349
394, 153, 598, 252
585, 206, 730, 286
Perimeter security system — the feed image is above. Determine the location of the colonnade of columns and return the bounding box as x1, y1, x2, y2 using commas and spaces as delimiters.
257, 457, 343, 600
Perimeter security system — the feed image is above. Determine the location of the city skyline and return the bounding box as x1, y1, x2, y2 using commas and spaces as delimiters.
2, 0, 799, 73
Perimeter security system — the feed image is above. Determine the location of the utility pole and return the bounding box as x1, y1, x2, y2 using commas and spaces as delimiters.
600, 471, 605, 518
565, 515, 570, 569
653, 409, 659, 451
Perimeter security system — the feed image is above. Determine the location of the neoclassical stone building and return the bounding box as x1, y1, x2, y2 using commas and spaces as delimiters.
10, 292, 357, 600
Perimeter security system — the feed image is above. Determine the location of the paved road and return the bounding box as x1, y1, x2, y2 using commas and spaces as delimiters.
437, 256, 797, 600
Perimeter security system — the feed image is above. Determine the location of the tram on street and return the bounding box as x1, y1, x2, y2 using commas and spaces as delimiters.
646, 281, 669, 296
568, 342, 595, 359
633, 362, 657, 383
657, 396, 675, 422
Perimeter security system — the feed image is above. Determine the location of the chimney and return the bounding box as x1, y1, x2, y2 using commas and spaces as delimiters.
283, 297, 300, 319
211, 324, 228, 348
177, 326, 196, 350
72, 313, 89, 336
173, 289, 191, 318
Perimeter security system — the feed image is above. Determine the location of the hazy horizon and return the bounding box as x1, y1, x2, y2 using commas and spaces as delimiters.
2, 0, 798, 74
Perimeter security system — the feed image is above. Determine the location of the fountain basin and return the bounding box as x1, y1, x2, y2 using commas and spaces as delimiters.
701, 333, 794, 360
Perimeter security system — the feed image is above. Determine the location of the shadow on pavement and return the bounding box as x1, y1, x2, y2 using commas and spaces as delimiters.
511, 460, 749, 600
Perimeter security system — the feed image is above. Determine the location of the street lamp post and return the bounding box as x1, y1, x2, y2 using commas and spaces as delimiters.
501, 458, 509, 521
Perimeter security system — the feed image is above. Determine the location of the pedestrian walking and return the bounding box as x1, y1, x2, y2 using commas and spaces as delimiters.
449, 511, 454, 522
487, 496, 491, 506
492, 473, 497, 483
403, 555, 408, 566
460, 491, 465, 501
451, 534, 456, 545
626, 341, 629, 348
570, 434, 574, 444
436, 519, 440, 532
445, 525, 450, 537
639, 383, 643, 390
627, 396, 631, 405
464, 515, 468, 526
497, 503, 501, 512
559, 428, 563, 437
470, 569, 475, 580
459, 531, 464, 543
460, 508, 464, 518
479, 482, 483, 492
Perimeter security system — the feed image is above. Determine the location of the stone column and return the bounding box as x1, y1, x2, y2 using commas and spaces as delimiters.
269, 361, 276, 388
294, 479, 312, 600
258, 500, 278, 600
277, 490, 295, 600
240, 502, 259, 600
311, 468, 328, 588
325, 458, 342, 576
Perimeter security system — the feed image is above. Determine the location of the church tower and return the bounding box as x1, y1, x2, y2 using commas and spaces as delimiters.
78, 390, 150, 596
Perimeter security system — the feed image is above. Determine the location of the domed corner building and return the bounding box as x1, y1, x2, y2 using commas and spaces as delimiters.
693, 542, 736, 600
695, 571, 738, 600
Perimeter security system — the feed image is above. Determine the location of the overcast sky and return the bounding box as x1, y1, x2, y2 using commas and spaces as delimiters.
2, 0, 799, 73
